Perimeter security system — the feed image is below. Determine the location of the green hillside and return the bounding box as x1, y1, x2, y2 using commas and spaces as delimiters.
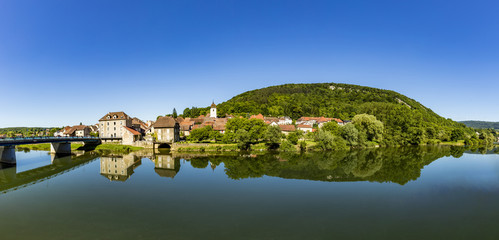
182, 83, 496, 146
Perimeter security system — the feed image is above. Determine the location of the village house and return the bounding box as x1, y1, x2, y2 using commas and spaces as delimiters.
152, 116, 180, 143
297, 124, 313, 133
122, 126, 142, 145
180, 120, 195, 136
99, 112, 133, 141
65, 125, 91, 137
279, 125, 296, 135
132, 117, 148, 135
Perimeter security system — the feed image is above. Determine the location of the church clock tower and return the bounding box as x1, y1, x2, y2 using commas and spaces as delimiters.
210, 101, 217, 118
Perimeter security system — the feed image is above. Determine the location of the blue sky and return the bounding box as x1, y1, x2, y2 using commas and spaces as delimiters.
1, 0, 498, 127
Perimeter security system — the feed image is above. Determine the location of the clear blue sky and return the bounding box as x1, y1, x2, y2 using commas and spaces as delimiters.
1, 0, 498, 127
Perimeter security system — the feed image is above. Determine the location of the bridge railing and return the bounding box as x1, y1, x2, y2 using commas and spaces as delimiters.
0, 136, 100, 142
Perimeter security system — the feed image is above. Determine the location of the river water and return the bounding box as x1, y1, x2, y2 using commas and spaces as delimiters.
0, 146, 498, 239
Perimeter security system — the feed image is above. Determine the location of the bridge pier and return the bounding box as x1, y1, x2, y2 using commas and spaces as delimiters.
0, 146, 16, 165
50, 142, 71, 155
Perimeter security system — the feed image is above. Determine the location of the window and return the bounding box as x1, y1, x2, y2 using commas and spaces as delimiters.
114, 122, 116, 125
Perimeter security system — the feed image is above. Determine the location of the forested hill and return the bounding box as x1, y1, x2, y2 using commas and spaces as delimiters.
459, 121, 499, 130
217, 83, 444, 121
212, 83, 472, 145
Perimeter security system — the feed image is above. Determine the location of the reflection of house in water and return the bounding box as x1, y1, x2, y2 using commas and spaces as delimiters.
100, 154, 141, 181
154, 155, 180, 179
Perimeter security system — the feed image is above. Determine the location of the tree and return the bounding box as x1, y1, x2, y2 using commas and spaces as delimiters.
183, 108, 191, 118
321, 121, 340, 135
352, 114, 384, 142
287, 131, 300, 145
314, 129, 348, 150
264, 125, 282, 149
451, 128, 465, 142
188, 126, 215, 142
340, 124, 359, 146
235, 129, 251, 150
225, 118, 267, 143
173, 108, 178, 118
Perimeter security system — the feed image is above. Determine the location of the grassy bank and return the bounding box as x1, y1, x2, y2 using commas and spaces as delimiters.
174, 143, 239, 152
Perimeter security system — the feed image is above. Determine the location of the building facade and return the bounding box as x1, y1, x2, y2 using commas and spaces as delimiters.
152, 116, 180, 143
98, 112, 132, 139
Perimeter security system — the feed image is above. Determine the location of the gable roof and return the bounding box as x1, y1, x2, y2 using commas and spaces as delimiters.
153, 116, 178, 128
65, 125, 90, 135
279, 125, 296, 132
99, 112, 131, 121
123, 126, 141, 135
297, 124, 313, 128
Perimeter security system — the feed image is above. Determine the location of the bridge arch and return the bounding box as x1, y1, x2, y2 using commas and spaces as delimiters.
157, 143, 171, 149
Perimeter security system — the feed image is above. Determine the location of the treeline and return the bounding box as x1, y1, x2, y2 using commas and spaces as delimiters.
186, 113, 497, 151
0, 127, 60, 137
459, 121, 499, 130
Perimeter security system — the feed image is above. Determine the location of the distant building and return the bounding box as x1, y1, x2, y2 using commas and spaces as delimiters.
297, 124, 313, 133
99, 112, 133, 140
65, 125, 91, 137
210, 101, 217, 118
279, 125, 296, 135
152, 116, 180, 143
250, 114, 264, 121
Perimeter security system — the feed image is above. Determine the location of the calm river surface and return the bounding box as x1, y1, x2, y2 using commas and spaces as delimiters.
0, 146, 498, 239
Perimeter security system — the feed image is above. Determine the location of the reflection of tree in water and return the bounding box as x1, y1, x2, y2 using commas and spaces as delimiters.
185, 146, 471, 185
190, 159, 209, 169
350, 150, 383, 178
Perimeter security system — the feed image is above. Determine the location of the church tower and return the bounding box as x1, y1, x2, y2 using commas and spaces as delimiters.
210, 101, 217, 118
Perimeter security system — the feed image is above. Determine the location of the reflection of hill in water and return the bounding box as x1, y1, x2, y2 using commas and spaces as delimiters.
189, 146, 473, 185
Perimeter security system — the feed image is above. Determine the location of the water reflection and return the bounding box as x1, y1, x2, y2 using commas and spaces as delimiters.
153, 155, 180, 179
185, 145, 497, 185
0, 152, 100, 194
100, 155, 141, 181
0, 146, 497, 193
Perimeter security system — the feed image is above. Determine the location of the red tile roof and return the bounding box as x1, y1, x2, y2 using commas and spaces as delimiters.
279, 125, 296, 132
250, 114, 264, 120
123, 126, 141, 135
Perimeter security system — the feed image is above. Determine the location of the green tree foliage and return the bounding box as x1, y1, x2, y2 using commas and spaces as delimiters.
286, 131, 301, 145
172, 108, 178, 118
187, 126, 220, 142
264, 125, 282, 149
352, 114, 384, 142
450, 128, 465, 142
314, 129, 348, 151
340, 124, 359, 146
225, 118, 267, 144
280, 140, 297, 151
321, 121, 341, 135
235, 129, 251, 150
